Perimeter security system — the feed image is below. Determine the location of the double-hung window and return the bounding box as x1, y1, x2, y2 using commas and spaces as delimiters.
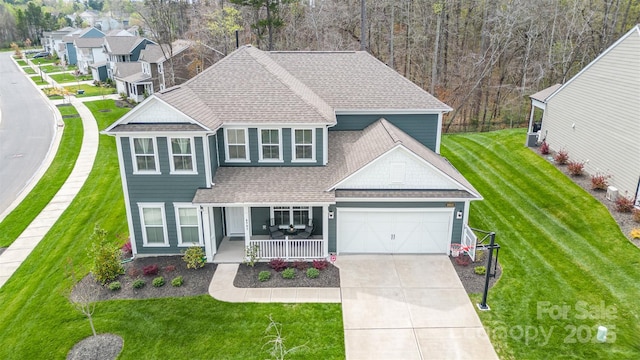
293, 129, 315, 162
131, 137, 159, 174
138, 203, 169, 247
259, 129, 282, 161
169, 137, 196, 173
225, 128, 249, 162
174, 205, 202, 246
271, 206, 311, 228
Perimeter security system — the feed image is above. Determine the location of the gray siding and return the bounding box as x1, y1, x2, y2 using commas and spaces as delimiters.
121, 136, 208, 255
312, 207, 323, 235
328, 202, 465, 253
213, 207, 224, 248
208, 135, 218, 178
251, 207, 271, 235
333, 114, 440, 152
217, 127, 324, 166
541, 30, 640, 199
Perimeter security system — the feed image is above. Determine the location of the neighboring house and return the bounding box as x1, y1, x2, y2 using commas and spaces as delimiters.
530, 24, 640, 206
75, 37, 108, 75
42, 27, 76, 60
103, 35, 155, 80
113, 62, 152, 102
63, 27, 105, 65
138, 40, 194, 92
103, 45, 482, 262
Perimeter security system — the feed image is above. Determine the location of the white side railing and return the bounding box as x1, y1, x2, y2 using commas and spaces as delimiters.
248, 238, 325, 260
462, 225, 477, 261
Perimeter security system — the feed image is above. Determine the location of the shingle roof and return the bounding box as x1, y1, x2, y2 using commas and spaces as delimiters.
139, 40, 192, 63
104, 36, 145, 55
267, 51, 452, 111
193, 119, 480, 204
335, 189, 476, 199
530, 84, 561, 103
113, 62, 142, 79
108, 124, 207, 132
74, 37, 104, 48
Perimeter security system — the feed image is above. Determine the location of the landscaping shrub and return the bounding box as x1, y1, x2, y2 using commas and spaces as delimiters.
292, 260, 308, 271
615, 196, 635, 213
269, 258, 288, 272
630, 228, 640, 240
281, 268, 295, 279
164, 265, 176, 272
312, 259, 329, 270
121, 239, 132, 257
243, 244, 260, 267
152, 276, 165, 287
591, 173, 610, 190
171, 276, 183, 287
258, 270, 271, 282
474, 266, 487, 275
553, 149, 569, 165
567, 161, 585, 176
539, 141, 550, 155
108, 281, 121, 291
132, 279, 145, 289
88, 225, 124, 285
633, 208, 640, 223
127, 267, 141, 277
306, 268, 320, 279
182, 246, 206, 269
143, 264, 159, 276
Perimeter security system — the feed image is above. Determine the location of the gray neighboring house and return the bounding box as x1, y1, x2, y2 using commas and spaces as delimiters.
529, 24, 640, 206
104, 45, 482, 262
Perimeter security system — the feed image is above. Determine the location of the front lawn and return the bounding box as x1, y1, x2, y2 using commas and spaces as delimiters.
15, 59, 27, 66
0, 105, 82, 247
30, 57, 56, 65
39, 64, 68, 73
22, 67, 36, 75
442, 129, 640, 359
50, 72, 93, 83
0, 100, 344, 359
29, 75, 48, 85
63, 84, 117, 97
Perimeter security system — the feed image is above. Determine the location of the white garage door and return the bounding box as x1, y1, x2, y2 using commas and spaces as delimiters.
337, 208, 453, 254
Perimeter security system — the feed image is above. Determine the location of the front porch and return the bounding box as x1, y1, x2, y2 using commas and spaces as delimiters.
212, 235, 326, 263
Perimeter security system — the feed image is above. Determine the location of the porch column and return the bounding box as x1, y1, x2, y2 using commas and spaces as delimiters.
243, 206, 250, 245
322, 204, 329, 258
527, 102, 535, 133
461, 201, 471, 244
201, 206, 214, 262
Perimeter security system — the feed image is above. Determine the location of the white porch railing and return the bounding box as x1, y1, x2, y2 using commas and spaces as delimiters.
462, 225, 477, 260
248, 238, 325, 260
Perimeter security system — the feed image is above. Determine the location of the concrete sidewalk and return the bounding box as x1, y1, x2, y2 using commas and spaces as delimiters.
0, 97, 99, 289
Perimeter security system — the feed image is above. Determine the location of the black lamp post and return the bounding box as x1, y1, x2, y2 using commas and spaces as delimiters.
477, 232, 500, 311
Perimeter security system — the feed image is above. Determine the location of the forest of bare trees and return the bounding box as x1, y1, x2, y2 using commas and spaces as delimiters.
4, 0, 640, 132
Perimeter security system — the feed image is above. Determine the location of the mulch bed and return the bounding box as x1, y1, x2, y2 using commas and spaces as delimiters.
73, 256, 216, 301
66, 334, 123, 360
450, 249, 502, 294
233, 262, 340, 288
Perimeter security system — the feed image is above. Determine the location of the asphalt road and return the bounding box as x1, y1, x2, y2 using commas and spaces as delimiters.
0, 52, 56, 216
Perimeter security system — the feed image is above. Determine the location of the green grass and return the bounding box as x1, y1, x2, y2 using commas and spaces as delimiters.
40, 64, 68, 73
0, 105, 82, 247
0, 100, 344, 359
22, 67, 36, 75
50, 73, 93, 83
29, 75, 48, 85
15, 60, 27, 66
442, 129, 640, 359
63, 84, 117, 97
30, 58, 56, 65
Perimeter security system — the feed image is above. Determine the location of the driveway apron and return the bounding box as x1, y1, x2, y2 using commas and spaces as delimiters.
336, 255, 498, 360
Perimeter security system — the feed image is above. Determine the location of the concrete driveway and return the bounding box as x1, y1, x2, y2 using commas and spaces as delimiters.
336, 255, 498, 360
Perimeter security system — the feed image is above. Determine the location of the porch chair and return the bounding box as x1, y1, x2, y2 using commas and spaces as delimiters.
269, 225, 285, 239
296, 224, 314, 239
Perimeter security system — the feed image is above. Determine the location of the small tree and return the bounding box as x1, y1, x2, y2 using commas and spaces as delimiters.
10, 42, 22, 57
88, 225, 124, 284
66, 258, 98, 337
263, 315, 307, 360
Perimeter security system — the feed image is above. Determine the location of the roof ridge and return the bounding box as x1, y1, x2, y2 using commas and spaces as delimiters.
378, 118, 402, 144
246, 47, 335, 124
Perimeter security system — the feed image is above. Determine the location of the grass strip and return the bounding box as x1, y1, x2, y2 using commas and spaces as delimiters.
50, 73, 93, 83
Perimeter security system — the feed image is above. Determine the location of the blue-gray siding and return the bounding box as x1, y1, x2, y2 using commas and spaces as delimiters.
208, 135, 219, 177
251, 207, 271, 235
328, 201, 465, 253
333, 114, 440, 152
120, 136, 207, 254
213, 207, 224, 248
216, 127, 324, 166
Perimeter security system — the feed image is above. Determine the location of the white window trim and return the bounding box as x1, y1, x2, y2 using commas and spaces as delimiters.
168, 137, 198, 174
138, 203, 170, 247
224, 128, 250, 163
270, 206, 312, 229
174, 203, 204, 247
258, 128, 283, 162
292, 128, 316, 162
158, 62, 164, 74
130, 137, 160, 174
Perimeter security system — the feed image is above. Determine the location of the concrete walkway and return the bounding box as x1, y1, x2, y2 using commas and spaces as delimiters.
0, 97, 99, 288
208, 255, 498, 360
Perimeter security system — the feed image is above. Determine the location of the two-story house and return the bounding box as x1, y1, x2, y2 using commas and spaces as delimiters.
103, 35, 155, 81
104, 46, 482, 262
42, 27, 76, 60
138, 40, 193, 92
75, 37, 108, 75
63, 27, 105, 65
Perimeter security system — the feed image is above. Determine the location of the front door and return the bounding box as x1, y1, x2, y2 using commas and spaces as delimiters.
225, 207, 245, 237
